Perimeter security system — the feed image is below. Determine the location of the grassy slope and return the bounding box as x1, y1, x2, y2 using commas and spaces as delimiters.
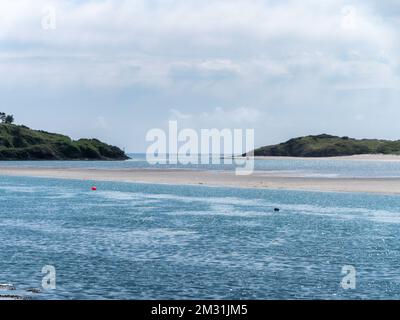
250, 134, 400, 157
0, 124, 129, 160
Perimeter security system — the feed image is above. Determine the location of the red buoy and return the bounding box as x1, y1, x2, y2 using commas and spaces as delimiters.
91, 186, 97, 191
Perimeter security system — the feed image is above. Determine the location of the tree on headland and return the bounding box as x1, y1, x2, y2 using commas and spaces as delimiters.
0, 112, 14, 124
4, 115, 14, 124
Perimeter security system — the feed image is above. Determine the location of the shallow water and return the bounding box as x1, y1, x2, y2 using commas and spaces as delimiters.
1, 153, 400, 178
1, 175, 400, 299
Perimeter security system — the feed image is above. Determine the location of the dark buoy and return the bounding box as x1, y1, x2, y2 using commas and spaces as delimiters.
91, 186, 97, 191
274, 208, 280, 212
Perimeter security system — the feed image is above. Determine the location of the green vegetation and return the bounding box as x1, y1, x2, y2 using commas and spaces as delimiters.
0, 112, 14, 124
248, 134, 400, 157
0, 123, 129, 160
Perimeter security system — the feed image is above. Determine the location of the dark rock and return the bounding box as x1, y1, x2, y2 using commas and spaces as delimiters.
26, 288, 41, 294
0, 284, 15, 291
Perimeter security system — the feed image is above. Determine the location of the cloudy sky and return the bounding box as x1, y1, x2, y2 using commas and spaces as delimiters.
0, 0, 399, 151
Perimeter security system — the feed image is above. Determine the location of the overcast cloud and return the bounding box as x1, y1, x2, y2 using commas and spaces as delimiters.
0, 0, 399, 151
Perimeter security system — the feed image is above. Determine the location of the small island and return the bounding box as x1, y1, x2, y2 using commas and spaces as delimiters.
247, 134, 400, 157
0, 113, 128, 160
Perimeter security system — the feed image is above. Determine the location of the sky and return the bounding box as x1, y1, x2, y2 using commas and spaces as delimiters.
0, 0, 399, 152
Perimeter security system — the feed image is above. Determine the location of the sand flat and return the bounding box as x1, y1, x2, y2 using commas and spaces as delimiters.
1, 166, 400, 195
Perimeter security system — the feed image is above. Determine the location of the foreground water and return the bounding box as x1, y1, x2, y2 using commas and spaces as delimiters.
1, 175, 400, 299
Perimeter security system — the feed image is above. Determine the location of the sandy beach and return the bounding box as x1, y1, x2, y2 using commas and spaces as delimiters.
1, 166, 400, 195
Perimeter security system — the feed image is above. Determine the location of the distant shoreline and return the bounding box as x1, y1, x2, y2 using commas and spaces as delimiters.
1, 166, 400, 195
249, 134, 400, 158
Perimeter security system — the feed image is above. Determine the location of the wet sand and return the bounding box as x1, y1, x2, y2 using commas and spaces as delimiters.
1, 166, 400, 195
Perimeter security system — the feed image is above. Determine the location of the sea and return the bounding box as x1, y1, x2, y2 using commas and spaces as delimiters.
1, 154, 400, 299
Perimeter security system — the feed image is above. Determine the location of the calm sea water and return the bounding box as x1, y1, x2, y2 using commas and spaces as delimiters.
1, 174, 400, 299
1, 153, 400, 178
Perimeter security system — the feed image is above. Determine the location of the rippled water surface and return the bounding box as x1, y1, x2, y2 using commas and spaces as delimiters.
1, 175, 400, 299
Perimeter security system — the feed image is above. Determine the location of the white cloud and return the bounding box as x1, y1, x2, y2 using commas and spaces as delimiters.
169, 106, 264, 127
169, 108, 192, 120
0, 0, 397, 89
201, 107, 263, 124
93, 115, 110, 130
0, 0, 399, 150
